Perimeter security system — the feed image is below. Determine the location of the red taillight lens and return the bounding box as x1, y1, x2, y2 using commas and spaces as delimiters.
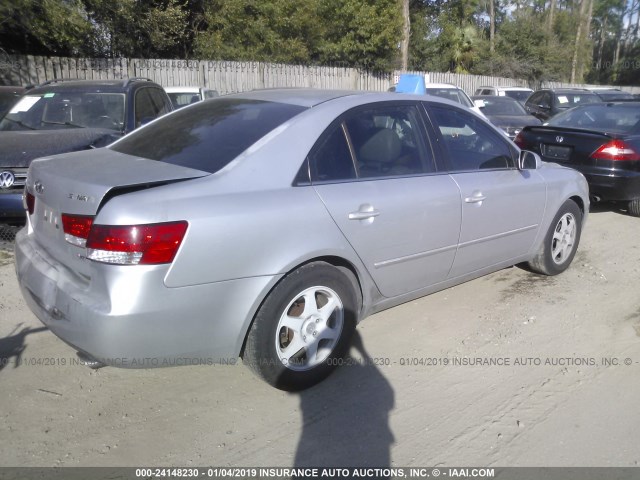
61, 214, 94, 247
25, 191, 35, 215
513, 132, 528, 149
86, 221, 188, 265
590, 139, 640, 161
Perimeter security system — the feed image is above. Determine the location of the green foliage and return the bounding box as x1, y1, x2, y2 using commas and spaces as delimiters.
194, 0, 321, 64
0, 0, 93, 56
0, 0, 637, 84
82, 0, 189, 58
315, 0, 402, 70
194, 0, 401, 71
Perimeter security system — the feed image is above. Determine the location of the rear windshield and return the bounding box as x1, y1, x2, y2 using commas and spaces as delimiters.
504, 90, 531, 102
111, 98, 306, 173
425, 88, 474, 108
476, 98, 527, 116
548, 104, 640, 133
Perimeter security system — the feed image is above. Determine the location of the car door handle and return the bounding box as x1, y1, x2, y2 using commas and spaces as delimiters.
464, 194, 486, 203
348, 207, 380, 220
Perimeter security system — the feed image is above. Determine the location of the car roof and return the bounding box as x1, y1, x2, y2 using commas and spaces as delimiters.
27, 78, 160, 94
226, 88, 364, 107
546, 88, 594, 94
224, 88, 476, 111
573, 101, 640, 107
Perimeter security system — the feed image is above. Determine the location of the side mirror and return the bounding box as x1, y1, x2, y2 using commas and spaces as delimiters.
518, 150, 541, 170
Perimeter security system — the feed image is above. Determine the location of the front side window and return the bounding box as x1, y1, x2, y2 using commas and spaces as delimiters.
112, 98, 306, 173
428, 105, 514, 171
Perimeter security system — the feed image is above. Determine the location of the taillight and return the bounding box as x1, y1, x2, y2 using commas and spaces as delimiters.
61, 214, 94, 247
86, 221, 188, 265
513, 132, 528, 149
25, 191, 35, 215
590, 139, 640, 161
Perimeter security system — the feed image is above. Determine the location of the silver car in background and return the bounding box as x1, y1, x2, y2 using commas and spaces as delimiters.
14, 89, 589, 390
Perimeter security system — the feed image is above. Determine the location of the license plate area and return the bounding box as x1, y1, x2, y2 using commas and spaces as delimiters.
542, 144, 572, 160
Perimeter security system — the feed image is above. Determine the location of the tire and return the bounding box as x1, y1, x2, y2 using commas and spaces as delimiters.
528, 199, 582, 276
243, 262, 359, 391
628, 199, 640, 217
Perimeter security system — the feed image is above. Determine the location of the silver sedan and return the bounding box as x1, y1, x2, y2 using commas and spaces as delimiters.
14, 89, 589, 390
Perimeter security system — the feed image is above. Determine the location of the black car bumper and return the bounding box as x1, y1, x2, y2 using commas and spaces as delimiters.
578, 168, 640, 202
0, 191, 26, 223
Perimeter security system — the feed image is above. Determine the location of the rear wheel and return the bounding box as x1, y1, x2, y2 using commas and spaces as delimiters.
628, 199, 640, 217
243, 262, 358, 391
528, 199, 582, 276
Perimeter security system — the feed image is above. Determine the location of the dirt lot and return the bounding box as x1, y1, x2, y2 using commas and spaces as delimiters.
0, 207, 639, 469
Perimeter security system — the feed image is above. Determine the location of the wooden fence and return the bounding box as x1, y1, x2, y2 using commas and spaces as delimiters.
1, 54, 638, 95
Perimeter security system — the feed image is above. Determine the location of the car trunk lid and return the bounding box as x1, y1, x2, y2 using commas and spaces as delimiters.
516, 125, 622, 168
26, 148, 208, 276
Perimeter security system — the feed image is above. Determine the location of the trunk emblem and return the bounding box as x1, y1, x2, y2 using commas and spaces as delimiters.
0, 171, 15, 189
556, 136, 564, 143
35, 181, 44, 194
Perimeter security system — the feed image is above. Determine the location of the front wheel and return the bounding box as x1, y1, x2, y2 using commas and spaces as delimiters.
528, 199, 582, 276
243, 262, 359, 391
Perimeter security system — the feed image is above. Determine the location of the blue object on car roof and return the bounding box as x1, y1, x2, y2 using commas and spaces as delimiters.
395, 74, 426, 94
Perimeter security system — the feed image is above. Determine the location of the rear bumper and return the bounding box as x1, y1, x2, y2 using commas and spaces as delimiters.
14, 228, 280, 367
559, 165, 640, 202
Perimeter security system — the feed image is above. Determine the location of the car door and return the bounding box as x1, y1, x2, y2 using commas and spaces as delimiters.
424, 103, 547, 279
309, 102, 462, 298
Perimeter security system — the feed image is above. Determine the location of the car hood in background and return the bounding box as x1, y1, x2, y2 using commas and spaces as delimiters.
0, 129, 123, 167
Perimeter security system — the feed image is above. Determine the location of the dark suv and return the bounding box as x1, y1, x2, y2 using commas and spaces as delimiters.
524, 88, 600, 122
0, 78, 173, 224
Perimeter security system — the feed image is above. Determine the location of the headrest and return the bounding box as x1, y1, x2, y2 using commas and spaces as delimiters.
359, 129, 402, 164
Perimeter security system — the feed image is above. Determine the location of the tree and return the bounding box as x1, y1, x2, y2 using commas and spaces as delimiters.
400, 0, 410, 69
0, 0, 93, 56
82, 0, 190, 58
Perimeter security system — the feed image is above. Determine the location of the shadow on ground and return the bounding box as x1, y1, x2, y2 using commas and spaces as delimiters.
294, 331, 395, 470
0, 324, 48, 372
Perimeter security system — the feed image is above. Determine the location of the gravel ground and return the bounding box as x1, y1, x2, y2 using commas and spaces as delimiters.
0, 208, 639, 469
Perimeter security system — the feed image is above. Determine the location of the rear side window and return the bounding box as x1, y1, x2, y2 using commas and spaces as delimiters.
309, 124, 356, 182
112, 98, 306, 173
